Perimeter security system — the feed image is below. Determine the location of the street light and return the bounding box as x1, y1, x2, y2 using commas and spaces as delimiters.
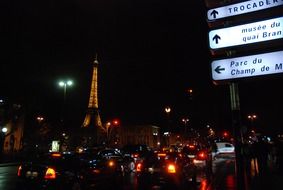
58, 80, 73, 123
187, 88, 193, 100
247, 114, 257, 121
181, 117, 189, 137
36, 116, 44, 123
164, 106, 171, 146
247, 114, 257, 132
58, 80, 73, 103
1, 127, 7, 133
0, 126, 7, 158
164, 106, 171, 129
105, 119, 120, 145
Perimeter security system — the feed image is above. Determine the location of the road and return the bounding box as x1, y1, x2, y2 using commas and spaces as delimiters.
207, 154, 236, 190
0, 154, 236, 190
0, 164, 19, 190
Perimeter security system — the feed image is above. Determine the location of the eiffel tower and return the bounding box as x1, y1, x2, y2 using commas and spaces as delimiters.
81, 54, 103, 145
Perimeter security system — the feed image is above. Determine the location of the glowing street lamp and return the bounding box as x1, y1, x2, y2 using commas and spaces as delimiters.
164, 106, 171, 115
164, 106, 171, 131
58, 80, 73, 103
36, 116, 44, 123
58, 80, 73, 123
163, 106, 172, 146
1, 127, 7, 133
105, 119, 120, 144
247, 114, 257, 131
247, 114, 257, 121
181, 117, 189, 135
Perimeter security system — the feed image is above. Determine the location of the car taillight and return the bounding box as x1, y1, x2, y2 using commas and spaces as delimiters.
136, 163, 142, 172
108, 160, 115, 167
92, 169, 101, 174
132, 153, 139, 158
167, 163, 176, 174
157, 153, 166, 157
51, 153, 61, 158
17, 165, 22, 177
197, 151, 207, 160
44, 167, 56, 179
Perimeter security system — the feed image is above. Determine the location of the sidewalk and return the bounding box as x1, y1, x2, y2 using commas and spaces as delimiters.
247, 158, 283, 190
204, 156, 283, 190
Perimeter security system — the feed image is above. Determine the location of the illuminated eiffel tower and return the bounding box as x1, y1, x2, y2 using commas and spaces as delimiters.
81, 54, 103, 145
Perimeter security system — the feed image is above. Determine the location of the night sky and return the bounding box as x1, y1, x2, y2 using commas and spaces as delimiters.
1, 0, 282, 136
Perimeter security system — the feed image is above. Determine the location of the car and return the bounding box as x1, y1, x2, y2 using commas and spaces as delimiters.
135, 150, 197, 190
215, 142, 235, 154
94, 147, 136, 173
182, 143, 213, 178
120, 144, 152, 166
17, 151, 124, 190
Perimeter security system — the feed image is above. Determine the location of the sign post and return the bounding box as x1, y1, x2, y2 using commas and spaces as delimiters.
211, 50, 283, 81
205, 2, 283, 190
229, 82, 245, 190
209, 16, 283, 50
207, 0, 283, 21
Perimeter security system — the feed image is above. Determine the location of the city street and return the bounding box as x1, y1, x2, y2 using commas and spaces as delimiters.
1, 153, 282, 190
0, 164, 18, 190
0, 154, 237, 190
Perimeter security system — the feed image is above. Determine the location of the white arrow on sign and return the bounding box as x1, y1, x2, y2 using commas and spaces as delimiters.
207, 0, 283, 21
209, 16, 283, 49
211, 50, 283, 81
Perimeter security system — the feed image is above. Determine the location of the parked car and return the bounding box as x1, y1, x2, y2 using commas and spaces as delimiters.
136, 150, 197, 189
17, 151, 124, 190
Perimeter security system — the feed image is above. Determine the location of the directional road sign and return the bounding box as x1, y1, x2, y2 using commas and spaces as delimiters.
207, 0, 283, 21
209, 16, 283, 50
211, 50, 283, 81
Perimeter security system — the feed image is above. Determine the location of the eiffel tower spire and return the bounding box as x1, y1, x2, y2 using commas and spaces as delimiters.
81, 54, 103, 132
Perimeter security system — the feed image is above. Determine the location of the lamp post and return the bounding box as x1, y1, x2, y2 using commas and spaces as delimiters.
164, 106, 171, 146
247, 114, 257, 121
58, 80, 73, 104
247, 114, 257, 129
36, 116, 44, 123
181, 117, 189, 140
164, 106, 171, 132
58, 80, 73, 123
105, 119, 120, 145
0, 126, 7, 159
1, 127, 7, 133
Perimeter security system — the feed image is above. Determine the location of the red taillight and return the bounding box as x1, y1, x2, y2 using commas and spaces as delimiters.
51, 153, 61, 157
108, 160, 115, 167
157, 153, 166, 157
44, 167, 56, 179
167, 163, 176, 173
132, 153, 139, 158
17, 165, 22, 176
197, 151, 207, 160
92, 169, 101, 174
136, 163, 142, 172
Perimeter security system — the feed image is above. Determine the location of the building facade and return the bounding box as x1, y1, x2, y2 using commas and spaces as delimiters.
117, 125, 160, 149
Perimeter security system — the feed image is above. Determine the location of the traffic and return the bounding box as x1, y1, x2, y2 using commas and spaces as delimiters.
13, 138, 229, 190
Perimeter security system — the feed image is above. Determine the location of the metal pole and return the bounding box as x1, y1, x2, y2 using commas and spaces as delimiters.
229, 82, 247, 190
63, 83, 67, 104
